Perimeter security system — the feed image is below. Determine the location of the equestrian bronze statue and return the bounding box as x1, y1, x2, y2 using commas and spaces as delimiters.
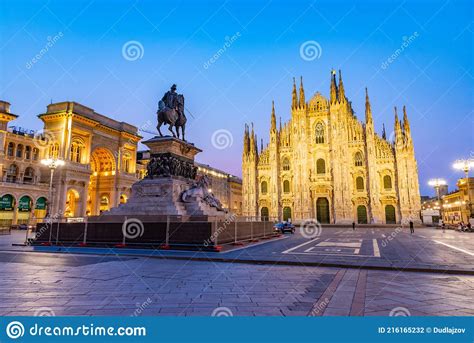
157, 84, 187, 140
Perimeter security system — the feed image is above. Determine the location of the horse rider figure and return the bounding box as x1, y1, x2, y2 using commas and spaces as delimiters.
157, 84, 187, 140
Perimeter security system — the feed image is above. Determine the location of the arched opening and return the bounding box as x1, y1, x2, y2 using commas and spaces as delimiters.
383, 175, 392, 190
315, 122, 325, 144
316, 198, 330, 224
316, 158, 325, 174
357, 205, 368, 224
261, 181, 268, 194
282, 158, 290, 171
17, 195, 33, 225
283, 180, 290, 193
65, 189, 80, 217
354, 152, 363, 167
23, 167, 35, 184
356, 176, 364, 191
283, 207, 292, 222
260, 207, 269, 221
385, 205, 396, 224
0, 194, 15, 228
35, 197, 47, 219
89, 148, 116, 216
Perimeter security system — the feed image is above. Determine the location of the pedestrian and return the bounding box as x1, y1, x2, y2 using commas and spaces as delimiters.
442, 221, 446, 233
409, 220, 414, 234
352, 221, 356, 231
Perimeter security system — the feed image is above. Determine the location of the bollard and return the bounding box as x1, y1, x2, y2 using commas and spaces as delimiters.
234, 220, 237, 244
214, 218, 219, 247
165, 215, 170, 247
55, 220, 60, 245
263, 219, 266, 238
82, 217, 88, 245
122, 216, 127, 246
251, 220, 253, 241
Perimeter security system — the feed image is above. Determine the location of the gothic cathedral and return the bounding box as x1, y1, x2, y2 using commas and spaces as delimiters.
242, 70, 421, 224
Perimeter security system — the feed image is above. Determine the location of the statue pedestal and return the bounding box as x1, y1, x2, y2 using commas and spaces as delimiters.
102, 136, 227, 220
142, 136, 202, 161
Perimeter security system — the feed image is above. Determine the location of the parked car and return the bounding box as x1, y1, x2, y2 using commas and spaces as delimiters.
273, 221, 295, 234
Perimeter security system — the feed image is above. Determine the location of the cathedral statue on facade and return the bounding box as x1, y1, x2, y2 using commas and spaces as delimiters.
242, 70, 421, 224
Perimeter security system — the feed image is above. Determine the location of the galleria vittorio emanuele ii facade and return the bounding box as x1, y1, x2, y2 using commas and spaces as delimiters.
242, 70, 421, 224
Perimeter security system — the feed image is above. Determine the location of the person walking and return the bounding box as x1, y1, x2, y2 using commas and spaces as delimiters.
409, 220, 414, 234
442, 221, 446, 233
352, 221, 356, 231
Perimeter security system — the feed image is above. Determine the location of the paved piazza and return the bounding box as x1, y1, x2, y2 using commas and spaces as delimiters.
1, 228, 474, 316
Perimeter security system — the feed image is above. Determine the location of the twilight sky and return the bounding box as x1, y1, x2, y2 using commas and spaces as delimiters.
0, 0, 472, 196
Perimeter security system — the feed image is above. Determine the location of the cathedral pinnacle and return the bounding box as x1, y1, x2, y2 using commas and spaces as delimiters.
292, 77, 298, 109
299, 76, 306, 109
365, 87, 372, 124
330, 70, 338, 104
270, 100, 277, 133
338, 70, 346, 102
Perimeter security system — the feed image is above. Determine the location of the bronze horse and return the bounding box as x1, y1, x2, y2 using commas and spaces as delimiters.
156, 94, 187, 140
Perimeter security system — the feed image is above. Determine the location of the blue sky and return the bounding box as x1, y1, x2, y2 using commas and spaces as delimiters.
0, 0, 472, 195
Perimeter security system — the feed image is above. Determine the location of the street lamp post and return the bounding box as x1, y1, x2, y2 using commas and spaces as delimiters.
428, 178, 447, 224
453, 158, 474, 220
41, 158, 65, 218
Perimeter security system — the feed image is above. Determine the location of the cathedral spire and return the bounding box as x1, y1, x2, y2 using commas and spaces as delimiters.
279, 117, 282, 132
261, 138, 263, 152
330, 70, 338, 104
338, 70, 345, 102
365, 87, 372, 124
270, 100, 277, 133
394, 107, 403, 145
402, 105, 411, 135
291, 77, 298, 109
299, 76, 306, 109
243, 124, 249, 155
382, 123, 387, 140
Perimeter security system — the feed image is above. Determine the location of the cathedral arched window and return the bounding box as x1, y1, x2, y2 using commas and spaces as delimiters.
354, 152, 363, 167
315, 123, 325, 144
261, 181, 268, 194
316, 159, 325, 174
356, 176, 364, 191
383, 175, 392, 190
283, 180, 290, 193
282, 158, 290, 171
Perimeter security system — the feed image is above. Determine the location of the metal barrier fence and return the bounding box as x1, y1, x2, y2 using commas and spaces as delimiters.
31, 215, 280, 249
